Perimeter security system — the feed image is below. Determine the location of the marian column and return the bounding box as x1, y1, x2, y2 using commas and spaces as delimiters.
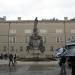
26, 17, 45, 53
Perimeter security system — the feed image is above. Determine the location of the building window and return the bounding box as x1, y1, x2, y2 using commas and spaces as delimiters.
39, 29, 47, 34
9, 29, 16, 43
11, 46, 14, 51
56, 29, 63, 34
56, 29, 63, 43
71, 29, 75, 34
10, 29, 16, 34
3, 46, 7, 51
56, 37, 63, 43
9, 36, 16, 43
56, 36, 63, 43
13, 37, 16, 43
20, 46, 23, 51
50, 46, 54, 51
24, 29, 32, 34
25, 35, 30, 43
71, 29, 75, 39
70, 35, 75, 42
56, 37, 59, 43
72, 35, 75, 39
56, 37, 61, 43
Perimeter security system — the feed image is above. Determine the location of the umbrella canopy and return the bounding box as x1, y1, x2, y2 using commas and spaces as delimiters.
61, 48, 75, 56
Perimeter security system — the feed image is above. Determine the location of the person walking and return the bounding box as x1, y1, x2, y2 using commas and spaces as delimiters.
13, 54, 16, 64
59, 56, 66, 75
9, 54, 14, 67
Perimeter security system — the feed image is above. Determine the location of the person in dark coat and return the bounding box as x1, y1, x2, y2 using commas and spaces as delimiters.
9, 54, 14, 67
14, 54, 16, 64
59, 56, 66, 75
69, 56, 75, 75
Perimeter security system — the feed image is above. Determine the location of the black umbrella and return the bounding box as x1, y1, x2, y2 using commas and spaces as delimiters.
61, 48, 75, 56
61, 47, 75, 75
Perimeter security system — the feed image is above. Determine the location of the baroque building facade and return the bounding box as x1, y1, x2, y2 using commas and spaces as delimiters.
0, 17, 75, 58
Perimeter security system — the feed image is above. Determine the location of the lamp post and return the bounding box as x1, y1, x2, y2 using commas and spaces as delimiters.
64, 21, 66, 45
8, 22, 11, 56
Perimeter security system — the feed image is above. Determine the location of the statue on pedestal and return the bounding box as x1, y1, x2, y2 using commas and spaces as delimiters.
26, 17, 45, 53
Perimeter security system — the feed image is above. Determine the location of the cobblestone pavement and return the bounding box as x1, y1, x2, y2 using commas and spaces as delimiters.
0, 60, 71, 75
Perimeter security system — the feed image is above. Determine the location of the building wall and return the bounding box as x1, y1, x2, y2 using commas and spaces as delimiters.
0, 21, 75, 58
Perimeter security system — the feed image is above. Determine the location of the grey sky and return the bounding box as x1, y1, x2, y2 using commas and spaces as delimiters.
0, 0, 75, 20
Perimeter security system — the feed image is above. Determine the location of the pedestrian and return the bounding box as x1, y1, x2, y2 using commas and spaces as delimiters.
59, 56, 66, 75
14, 54, 16, 64
0, 53, 3, 59
9, 54, 14, 67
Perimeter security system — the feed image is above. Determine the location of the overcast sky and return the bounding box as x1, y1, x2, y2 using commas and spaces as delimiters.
0, 0, 75, 20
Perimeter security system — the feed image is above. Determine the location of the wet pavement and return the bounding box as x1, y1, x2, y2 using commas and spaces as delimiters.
0, 60, 71, 75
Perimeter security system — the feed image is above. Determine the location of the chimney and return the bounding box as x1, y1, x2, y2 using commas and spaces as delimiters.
3, 16, 6, 20
64, 17, 68, 21
18, 17, 21, 21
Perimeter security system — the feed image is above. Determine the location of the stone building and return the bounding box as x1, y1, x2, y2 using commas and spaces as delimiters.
0, 17, 75, 58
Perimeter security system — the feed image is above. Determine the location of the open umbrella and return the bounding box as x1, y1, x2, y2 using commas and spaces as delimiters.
61, 47, 75, 75
61, 48, 75, 56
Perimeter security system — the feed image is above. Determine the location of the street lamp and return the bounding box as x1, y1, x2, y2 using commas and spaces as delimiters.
8, 22, 11, 56
64, 21, 66, 45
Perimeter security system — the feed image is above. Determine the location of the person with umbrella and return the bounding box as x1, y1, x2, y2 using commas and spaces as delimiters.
61, 48, 75, 75
59, 51, 67, 75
